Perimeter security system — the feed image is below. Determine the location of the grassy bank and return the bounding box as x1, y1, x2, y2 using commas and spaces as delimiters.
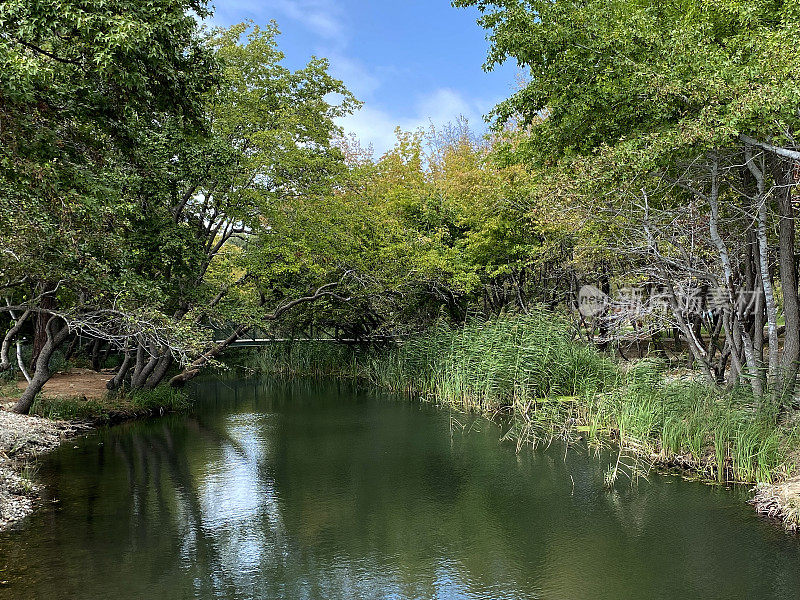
0, 373, 189, 424
250, 311, 800, 487
29, 386, 190, 423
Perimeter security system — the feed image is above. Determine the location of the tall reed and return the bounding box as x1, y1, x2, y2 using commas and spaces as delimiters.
243, 342, 363, 379
368, 312, 617, 411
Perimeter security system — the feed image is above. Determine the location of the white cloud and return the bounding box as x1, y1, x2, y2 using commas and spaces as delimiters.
336, 88, 495, 157
213, 0, 346, 43
271, 0, 344, 42
326, 53, 381, 99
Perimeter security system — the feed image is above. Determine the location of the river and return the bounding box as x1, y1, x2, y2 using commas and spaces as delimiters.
0, 377, 799, 599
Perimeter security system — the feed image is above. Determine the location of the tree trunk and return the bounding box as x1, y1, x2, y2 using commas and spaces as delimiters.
170, 324, 250, 387
107, 348, 133, 391
772, 156, 800, 401
13, 319, 71, 415
16, 339, 31, 383
131, 349, 159, 389
30, 288, 56, 372
144, 354, 172, 389
597, 265, 611, 350
100, 341, 114, 370
744, 148, 776, 387
707, 157, 761, 395
131, 342, 161, 389
131, 342, 145, 386
90, 338, 103, 372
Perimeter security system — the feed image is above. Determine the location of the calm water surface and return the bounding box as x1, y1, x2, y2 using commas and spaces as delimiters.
1, 377, 799, 599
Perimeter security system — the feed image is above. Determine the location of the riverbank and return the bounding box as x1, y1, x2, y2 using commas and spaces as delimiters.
248, 313, 800, 530
0, 370, 190, 530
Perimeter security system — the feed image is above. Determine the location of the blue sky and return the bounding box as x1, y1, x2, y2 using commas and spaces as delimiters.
206, 0, 518, 156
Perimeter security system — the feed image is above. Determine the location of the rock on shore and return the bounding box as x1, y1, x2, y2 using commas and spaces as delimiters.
0, 409, 82, 531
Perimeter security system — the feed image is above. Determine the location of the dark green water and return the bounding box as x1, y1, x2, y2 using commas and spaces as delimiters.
1, 377, 799, 600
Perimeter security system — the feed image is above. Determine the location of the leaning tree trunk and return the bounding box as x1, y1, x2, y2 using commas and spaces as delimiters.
107, 346, 134, 391
15, 338, 31, 383
170, 325, 250, 387
13, 318, 71, 415
143, 353, 172, 389
30, 287, 56, 372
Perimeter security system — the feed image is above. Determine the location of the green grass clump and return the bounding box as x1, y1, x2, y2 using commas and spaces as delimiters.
30, 386, 189, 422
243, 342, 363, 378
368, 311, 617, 411
596, 369, 800, 484
30, 397, 112, 421
127, 386, 190, 412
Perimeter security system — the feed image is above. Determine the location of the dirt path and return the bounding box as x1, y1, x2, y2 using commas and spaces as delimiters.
16, 368, 113, 400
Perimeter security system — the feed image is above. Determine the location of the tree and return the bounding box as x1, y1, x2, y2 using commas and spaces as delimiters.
0, 0, 219, 413
456, 0, 800, 403
141, 22, 359, 387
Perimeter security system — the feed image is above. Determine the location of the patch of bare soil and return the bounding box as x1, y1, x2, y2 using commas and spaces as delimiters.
16, 368, 112, 400
0, 410, 85, 531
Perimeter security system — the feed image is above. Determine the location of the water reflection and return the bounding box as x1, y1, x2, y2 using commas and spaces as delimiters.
0, 378, 799, 600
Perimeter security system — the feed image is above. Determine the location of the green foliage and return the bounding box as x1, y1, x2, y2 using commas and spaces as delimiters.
126, 21, 360, 343
206, 22, 360, 307
456, 0, 800, 158
264, 121, 573, 340
0, 12, 360, 394
0, 0, 219, 288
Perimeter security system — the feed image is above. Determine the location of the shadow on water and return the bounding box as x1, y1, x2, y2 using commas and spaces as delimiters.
0, 376, 800, 599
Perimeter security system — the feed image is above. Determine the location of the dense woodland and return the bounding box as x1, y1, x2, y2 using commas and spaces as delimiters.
4, 0, 800, 432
